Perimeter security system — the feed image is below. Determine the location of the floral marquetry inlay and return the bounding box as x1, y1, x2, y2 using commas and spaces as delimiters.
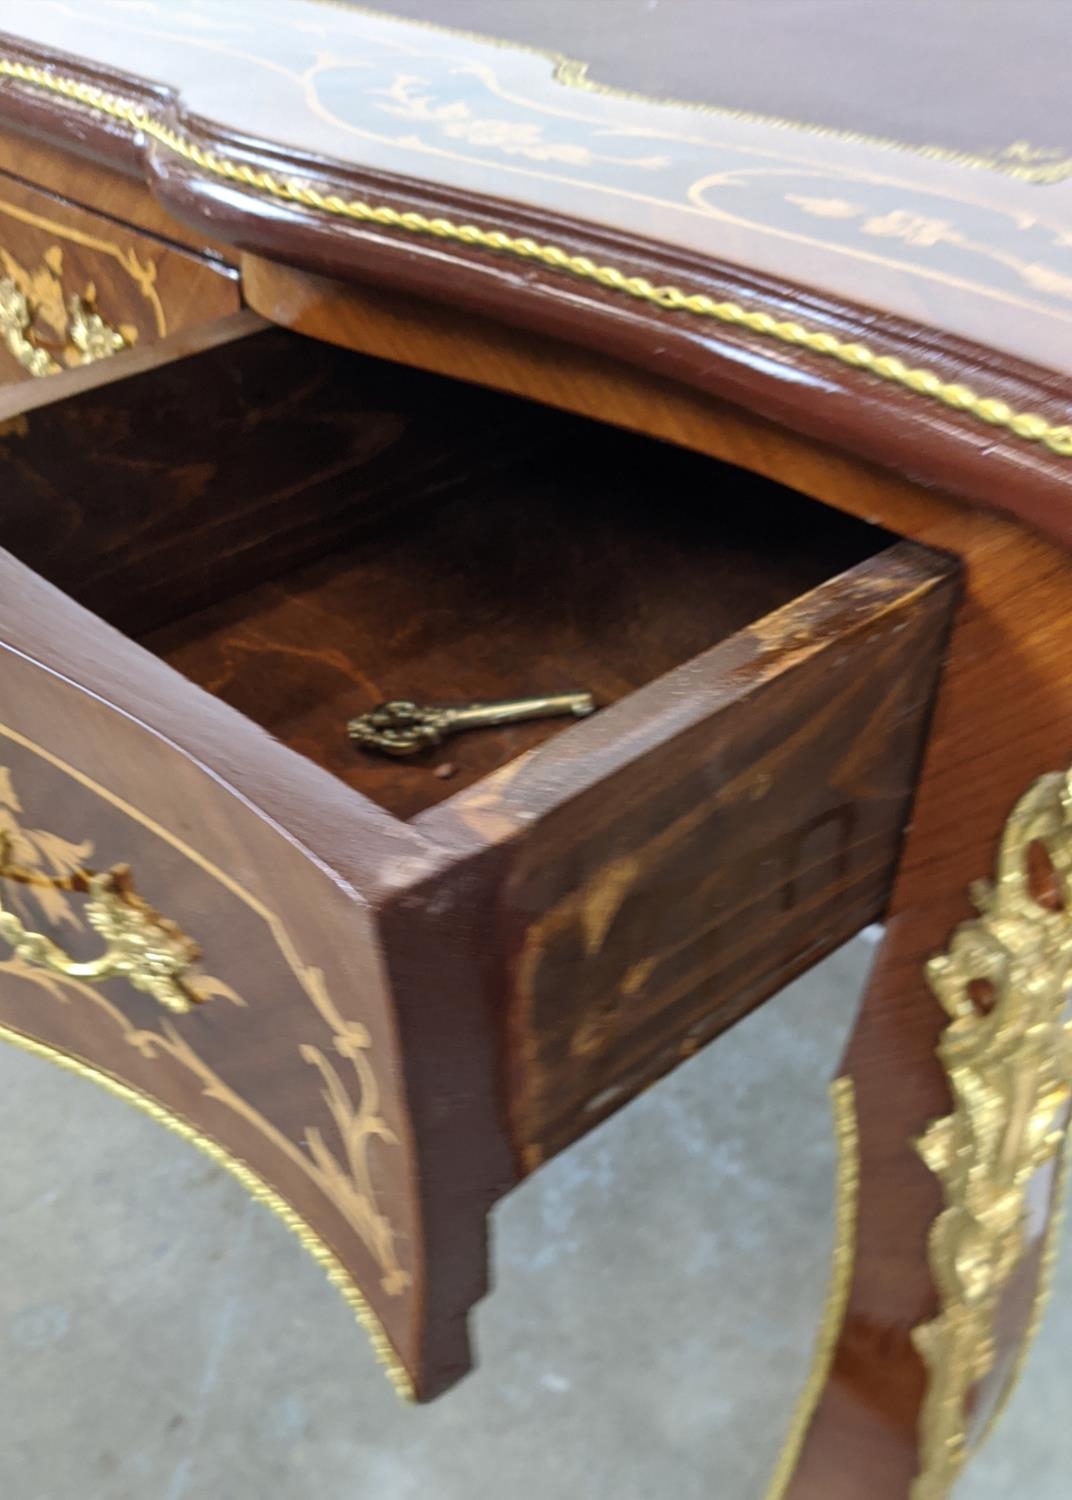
0, 764, 410, 1300
3, 9, 1072, 455
373, 72, 670, 169
785, 197, 1072, 303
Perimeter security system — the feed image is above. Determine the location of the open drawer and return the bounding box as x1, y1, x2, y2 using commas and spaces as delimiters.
0, 321, 958, 1399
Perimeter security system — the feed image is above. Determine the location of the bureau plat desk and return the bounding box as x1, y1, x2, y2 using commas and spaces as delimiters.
0, 4, 1070, 1498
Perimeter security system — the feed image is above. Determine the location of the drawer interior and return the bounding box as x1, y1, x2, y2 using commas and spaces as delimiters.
0, 322, 895, 823
139, 393, 892, 821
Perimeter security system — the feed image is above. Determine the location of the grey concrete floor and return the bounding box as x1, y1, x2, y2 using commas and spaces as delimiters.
1, 933, 1066, 1499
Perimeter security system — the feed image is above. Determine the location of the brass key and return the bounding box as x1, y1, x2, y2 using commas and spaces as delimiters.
348, 691, 596, 757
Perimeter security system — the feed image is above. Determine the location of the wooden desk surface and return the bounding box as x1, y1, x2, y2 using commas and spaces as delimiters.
0, 0, 1068, 542
0, 10, 1071, 1500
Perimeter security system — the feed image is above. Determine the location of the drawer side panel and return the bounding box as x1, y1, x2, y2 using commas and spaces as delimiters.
424, 543, 959, 1170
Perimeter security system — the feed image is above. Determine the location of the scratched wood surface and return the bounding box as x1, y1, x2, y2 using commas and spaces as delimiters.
289, 284, 1072, 1490
417, 545, 957, 1166
0, 7, 1067, 1480
2, 0, 1070, 548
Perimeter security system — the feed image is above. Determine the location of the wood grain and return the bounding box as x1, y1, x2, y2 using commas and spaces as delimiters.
0, 59, 1065, 1477
230, 274, 1072, 1489
147, 424, 889, 819
0, 551, 430, 1388
0, 322, 568, 635
0, 128, 240, 261
0, 169, 238, 384
0, 4, 1067, 538
422, 544, 958, 1167
241, 261, 1072, 553
784, 511, 1072, 1500
0, 355, 957, 1410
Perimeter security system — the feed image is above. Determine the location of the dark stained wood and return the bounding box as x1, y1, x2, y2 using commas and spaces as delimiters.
0, 5, 1069, 541
0, 548, 437, 1392
146, 426, 891, 819
0, 358, 959, 1409
0, 4, 1067, 1480
783, 508, 1072, 1500
0, 128, 240, 262
212, 274, 1072, 1490
0, 169, 239, 384
0, 322, 575, 636
371, 537, 957, 1399
326, 303, 1072, 1491
241, 259, 1072, 554
351, 315, 1072, 1494
468, 550, 957, 1166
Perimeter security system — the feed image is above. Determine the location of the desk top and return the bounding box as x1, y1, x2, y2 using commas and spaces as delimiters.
0, 0, 1070, 540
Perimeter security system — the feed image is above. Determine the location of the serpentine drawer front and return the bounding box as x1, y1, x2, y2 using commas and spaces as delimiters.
0, 170, 239, 385
0, 321, 959, 1399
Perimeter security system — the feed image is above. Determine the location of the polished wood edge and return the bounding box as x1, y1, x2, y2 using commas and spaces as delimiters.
416, 540, 958, 854
376, 847, 517, 1396
0, 37, 1070, 550
237, 227, 1072, 550
498, 544, 956, 1171
234, 266, 1058, 560
0, 132, 241, 264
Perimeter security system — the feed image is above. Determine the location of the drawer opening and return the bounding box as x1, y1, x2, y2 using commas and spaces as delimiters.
0, 323, 903, 824
138, 399, 896, 822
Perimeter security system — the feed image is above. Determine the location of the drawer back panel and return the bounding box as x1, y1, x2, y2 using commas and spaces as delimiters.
0, 324, 567, 634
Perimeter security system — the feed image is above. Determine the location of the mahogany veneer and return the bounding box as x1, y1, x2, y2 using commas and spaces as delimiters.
0, 6, 1067, 1498
0, 314, 957, 1402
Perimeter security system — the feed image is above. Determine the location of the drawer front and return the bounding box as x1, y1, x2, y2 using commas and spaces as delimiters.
0, 171, 239, 384
0, 553, 434, 1396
